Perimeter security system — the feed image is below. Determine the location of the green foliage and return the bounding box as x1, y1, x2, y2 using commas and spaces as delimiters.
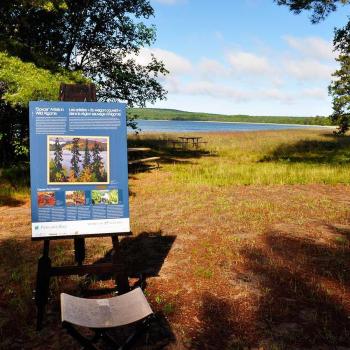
0, 0, 168, 165
0, 98, 28, 166
0, 0, 168, 106
329, 22, 350, 134
0, 52, 86, 166
329, 55, 350, 134
49, 159, 66, 182
91, 190, 102, 204
0, 52, 87, 106
108, 189, 118, 204
275, 0, 349, 23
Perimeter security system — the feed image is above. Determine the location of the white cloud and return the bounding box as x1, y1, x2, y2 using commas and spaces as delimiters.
300, 87, 328, 99
283, 58, 334, 80
284, 36, 336, 61
227, 50, 272, 75
198, 58, 228, 78
167, 80, 300, 104
129, 41, 334, 114
181, 81, 250, 101
135, 47, 192, 75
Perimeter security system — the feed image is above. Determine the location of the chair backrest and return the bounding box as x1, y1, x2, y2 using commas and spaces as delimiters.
61, 287, 153, 328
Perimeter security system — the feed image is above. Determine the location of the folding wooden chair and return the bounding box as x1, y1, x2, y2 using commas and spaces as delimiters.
61, 287, 153, 350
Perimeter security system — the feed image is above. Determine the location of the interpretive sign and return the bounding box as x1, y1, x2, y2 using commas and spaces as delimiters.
29, 101, 130, 239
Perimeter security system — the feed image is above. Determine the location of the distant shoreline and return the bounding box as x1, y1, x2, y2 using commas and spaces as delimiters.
136, 118, 335, 129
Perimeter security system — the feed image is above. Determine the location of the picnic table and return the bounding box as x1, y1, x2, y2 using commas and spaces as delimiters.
170, 136, 207, 149
178, 136, 202, 147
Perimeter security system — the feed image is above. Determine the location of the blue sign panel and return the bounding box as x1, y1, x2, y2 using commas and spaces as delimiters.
29, 101, 130, 239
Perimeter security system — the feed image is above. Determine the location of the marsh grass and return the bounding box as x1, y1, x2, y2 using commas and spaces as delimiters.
163, 130, 350, 185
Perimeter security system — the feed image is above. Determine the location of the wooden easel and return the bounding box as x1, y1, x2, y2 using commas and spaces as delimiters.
34, 84, 131, 330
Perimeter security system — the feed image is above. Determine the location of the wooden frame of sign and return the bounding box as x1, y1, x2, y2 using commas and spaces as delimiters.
34, 84, 131, 330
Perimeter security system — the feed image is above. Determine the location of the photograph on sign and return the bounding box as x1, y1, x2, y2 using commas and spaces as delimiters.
47, 135, 109, 184
29, 101, 130, 239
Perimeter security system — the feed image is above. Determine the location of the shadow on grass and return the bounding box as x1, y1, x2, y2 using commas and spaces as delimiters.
89, 231, 176, 284
0, 193, 26, 206
260, 133, 350, 164
191, 225, 350, 348
239, 227, 350, 348
191, 293, 239, 349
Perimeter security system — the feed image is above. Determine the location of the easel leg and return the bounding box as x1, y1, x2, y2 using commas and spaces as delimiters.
35, 240, 51, 330
111, 235, 130, 294
74, 237, 85, 266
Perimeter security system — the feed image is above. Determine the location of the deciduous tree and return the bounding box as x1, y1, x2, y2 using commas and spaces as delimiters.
0, 0, 168, 166
0, 0, 168, 107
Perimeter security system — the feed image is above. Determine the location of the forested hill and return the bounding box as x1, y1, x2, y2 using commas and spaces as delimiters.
128, 108, 332, 126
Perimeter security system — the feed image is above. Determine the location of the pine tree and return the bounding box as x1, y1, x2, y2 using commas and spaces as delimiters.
92, 141, 103, 181
70, 138, 81, 179
83, 138, 91, 169
53, 137, 63, 172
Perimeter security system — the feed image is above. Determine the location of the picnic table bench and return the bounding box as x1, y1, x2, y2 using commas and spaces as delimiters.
127, 147, 160, 168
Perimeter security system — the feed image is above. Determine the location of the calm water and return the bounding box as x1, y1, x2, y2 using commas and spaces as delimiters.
129, 119, 327, 133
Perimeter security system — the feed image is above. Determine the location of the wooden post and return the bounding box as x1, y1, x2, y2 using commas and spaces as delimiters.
35, 240, 51, 330
111, 235, 130, 294
74, 238, 85, 266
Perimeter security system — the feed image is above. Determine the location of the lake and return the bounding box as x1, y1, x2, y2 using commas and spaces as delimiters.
129, 119, 329, 133
49, 150, 108, 172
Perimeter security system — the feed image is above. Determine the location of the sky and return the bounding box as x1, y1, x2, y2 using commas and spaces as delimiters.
135, 0, 349, 116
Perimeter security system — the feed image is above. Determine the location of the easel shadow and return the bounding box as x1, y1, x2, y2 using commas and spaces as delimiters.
85, 231, 176, 284
82, 231, 177, 348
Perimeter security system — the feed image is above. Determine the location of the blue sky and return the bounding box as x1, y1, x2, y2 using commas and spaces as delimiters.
137, 0, 349, 116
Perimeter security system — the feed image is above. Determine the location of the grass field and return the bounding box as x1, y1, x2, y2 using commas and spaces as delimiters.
1, 129, 350, 349
128, 107, 332, 126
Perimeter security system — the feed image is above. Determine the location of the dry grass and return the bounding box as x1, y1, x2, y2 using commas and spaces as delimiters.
1, 129, 350, 349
